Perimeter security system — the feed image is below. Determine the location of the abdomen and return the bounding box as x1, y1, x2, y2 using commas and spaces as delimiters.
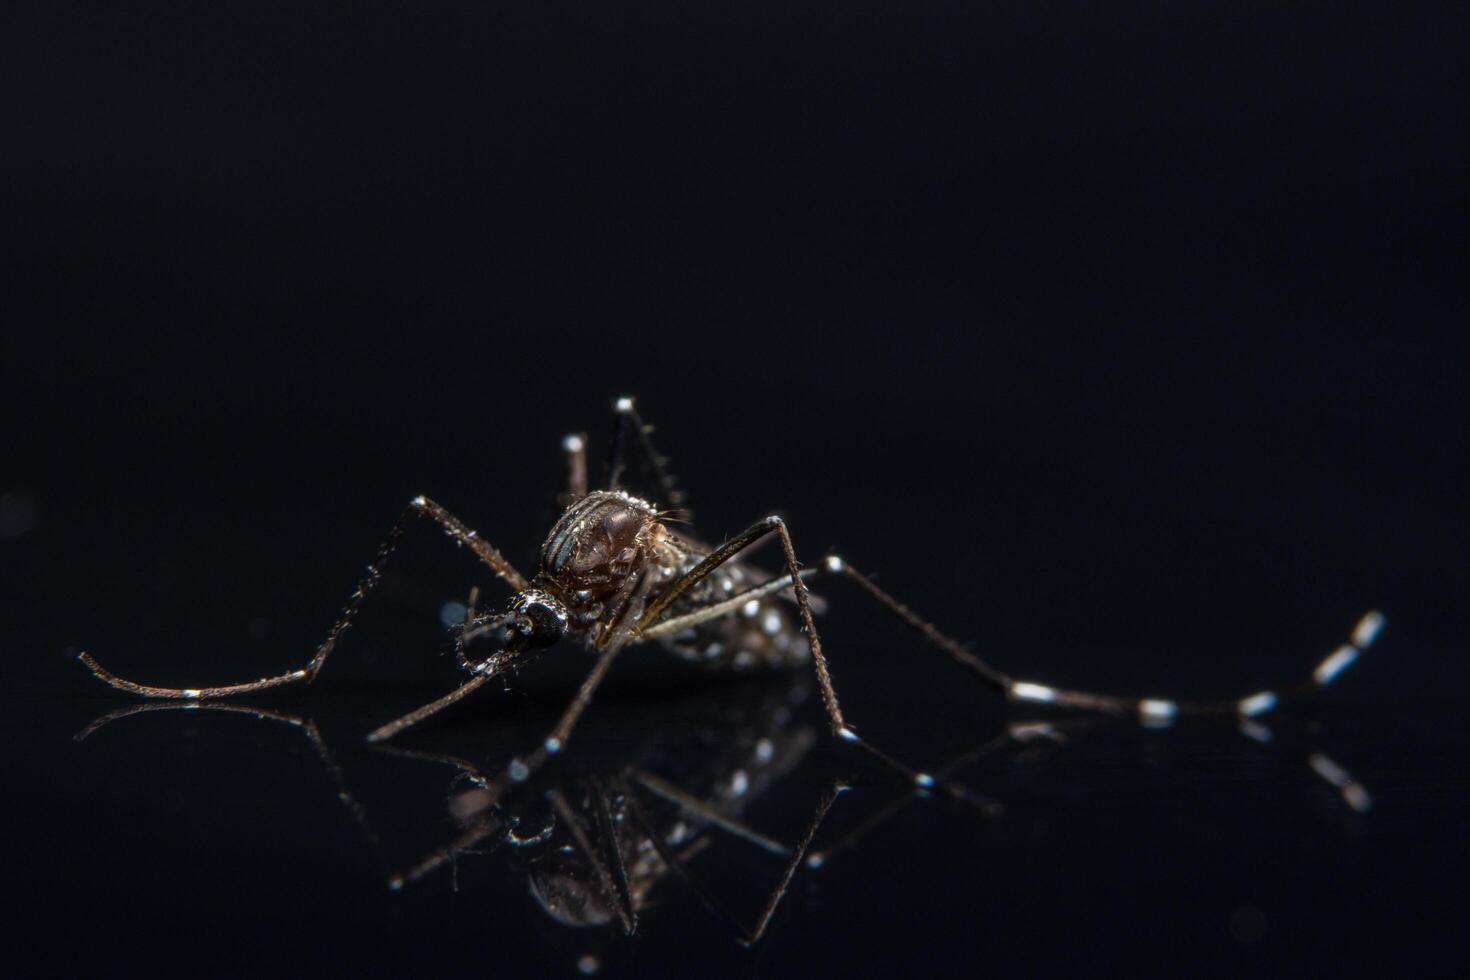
651, 545, 811, 672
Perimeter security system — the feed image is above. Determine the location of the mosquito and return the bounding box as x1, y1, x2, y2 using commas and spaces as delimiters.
80, 396, 1387, 806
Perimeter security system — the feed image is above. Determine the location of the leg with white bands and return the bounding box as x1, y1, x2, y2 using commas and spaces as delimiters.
1005, 610, 1387, 722
79, 496, 529, 701
649, 549, 1383, 727
814, 558, 1384, 723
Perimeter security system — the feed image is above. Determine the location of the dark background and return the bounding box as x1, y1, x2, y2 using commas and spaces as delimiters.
3, 2, 1467, 976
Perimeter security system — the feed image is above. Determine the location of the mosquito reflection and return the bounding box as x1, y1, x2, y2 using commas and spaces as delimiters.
77, 674, 878, 944
76, 699, 388, 866
75, 674, 1374, 948
372, 675, 841, 943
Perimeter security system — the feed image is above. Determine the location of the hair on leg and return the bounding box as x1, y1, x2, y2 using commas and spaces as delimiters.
605, 396, 687, 513
80, 496, 529, 700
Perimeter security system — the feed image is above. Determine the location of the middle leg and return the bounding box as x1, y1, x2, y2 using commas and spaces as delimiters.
637, 515, 941, 788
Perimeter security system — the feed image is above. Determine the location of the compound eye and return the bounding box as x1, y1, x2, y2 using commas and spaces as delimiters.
514, 593, 568, 648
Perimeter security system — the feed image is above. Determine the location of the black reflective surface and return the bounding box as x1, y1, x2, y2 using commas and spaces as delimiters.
6, 3, 1469, 976
8, 634, 1469, 976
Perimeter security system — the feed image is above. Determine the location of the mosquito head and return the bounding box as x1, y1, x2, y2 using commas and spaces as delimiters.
509, 590, 569, 649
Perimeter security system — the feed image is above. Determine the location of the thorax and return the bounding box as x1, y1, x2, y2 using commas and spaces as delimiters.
535, 491, 682, 642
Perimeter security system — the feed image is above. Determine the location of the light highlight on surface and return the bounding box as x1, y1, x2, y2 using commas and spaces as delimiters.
1310, 752, 1373, 813
1011, 681, 1057, 703
1238, 719, 1273, 743
1237, 691, 1278, 717
1309, 752, 1349, 786
1314, 644, 1359, 685
1139, 699, 1177, 721
1008, 721, 1056, 740
1352, 610, 1386, 648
